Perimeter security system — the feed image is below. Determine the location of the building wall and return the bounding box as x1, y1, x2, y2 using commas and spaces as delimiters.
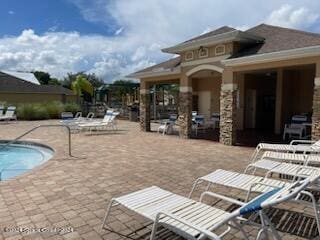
282, 68, 314, 124
0, 93, 77, 104
192, 76, 221, 115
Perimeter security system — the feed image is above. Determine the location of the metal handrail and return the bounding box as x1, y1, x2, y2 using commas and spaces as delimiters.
0, 124, 73, 157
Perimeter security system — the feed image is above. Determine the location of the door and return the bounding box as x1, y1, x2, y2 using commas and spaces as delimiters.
245, 89, 256, 128
198, 91, 211, 117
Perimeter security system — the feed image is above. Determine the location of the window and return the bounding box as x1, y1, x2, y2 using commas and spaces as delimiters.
185, 51, 194, 61
215, 45, 226, 56
198, 47, 209, 58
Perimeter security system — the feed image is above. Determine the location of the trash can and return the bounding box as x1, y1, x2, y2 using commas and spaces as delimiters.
128, 105, 139, 122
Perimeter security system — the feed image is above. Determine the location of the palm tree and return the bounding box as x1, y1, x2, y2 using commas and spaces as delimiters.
71, 75, 93, 102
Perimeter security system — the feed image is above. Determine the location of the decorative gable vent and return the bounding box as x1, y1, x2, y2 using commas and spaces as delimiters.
198, 47, 209, 58
215, 44, 226, 56
185, 51, 194, 61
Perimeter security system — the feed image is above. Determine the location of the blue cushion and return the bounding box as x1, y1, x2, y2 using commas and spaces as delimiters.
239, 187, 282, 215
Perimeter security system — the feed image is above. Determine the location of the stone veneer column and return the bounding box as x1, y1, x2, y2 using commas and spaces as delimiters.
139, 80, 151, 132
178, 75, 192, 138
220, 69, 237, 145
312, 62, 320, 140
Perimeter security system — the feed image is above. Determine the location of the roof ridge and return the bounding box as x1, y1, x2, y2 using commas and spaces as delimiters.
183, 25, 236, 43
248, 23, 320, 38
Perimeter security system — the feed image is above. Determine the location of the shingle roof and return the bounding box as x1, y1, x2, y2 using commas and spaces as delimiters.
183, 26, 236, 43
234, 24, 320, 57
133, 57, 181, 74
0, 71, 40, 85
0, 73, 74, 95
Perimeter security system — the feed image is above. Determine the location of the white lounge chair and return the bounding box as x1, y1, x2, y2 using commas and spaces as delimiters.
260, 151, 320, 165
79, 114, 116, 133
245, 158, 320, 181
251, 139, 320, 162
283, 115, 308, 140
0, 106, 17, 121
189, 168, 320, 236
102, 179, 311, 240
61, 112, 94, 132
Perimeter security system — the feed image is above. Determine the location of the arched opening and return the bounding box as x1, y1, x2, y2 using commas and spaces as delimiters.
187, 65, 223, 141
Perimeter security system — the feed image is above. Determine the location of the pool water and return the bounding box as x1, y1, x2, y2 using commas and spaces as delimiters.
0, 143, 53, 180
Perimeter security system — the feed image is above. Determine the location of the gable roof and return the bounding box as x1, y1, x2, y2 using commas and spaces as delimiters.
128, 23, 320, 78
232, 24, 320, 58
1, 70, 40, 85
0, 73, 74, 95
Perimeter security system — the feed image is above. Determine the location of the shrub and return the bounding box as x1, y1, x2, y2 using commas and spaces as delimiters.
64, 103, 81, 114
46, 101, 64, 119
33, 104, 50, 120
17, 104, 49, 120
16, 102, 81, 120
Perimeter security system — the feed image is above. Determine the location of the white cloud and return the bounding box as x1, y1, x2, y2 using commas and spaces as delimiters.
8, 10, 15, 15
115, 27, 124, 35
266, 4, 319, 28
1, 1, 320, 82
0, 29, 155, 81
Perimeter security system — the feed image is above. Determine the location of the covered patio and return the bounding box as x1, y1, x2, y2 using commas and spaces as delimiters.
129, 24, 320, 146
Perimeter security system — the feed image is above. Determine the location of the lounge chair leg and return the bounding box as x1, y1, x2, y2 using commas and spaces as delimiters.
205, 183, 211, 192
301, 191, 320, 236
150, 214, 160, 240
261, 212, 281, 240
231, 220, 249, 240
189, 179, 202, 198
101, 199, 115, 231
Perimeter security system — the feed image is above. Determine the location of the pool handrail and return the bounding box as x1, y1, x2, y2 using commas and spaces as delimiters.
0, 124, 74, 157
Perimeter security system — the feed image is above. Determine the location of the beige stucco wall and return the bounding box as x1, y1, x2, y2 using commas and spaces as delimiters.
0, 93, 77, 104
281, 68, 314, 124
192, 76, 221, 114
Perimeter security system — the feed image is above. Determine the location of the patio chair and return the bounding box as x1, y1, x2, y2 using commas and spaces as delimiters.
102, 179, 310, 240
283, 115, 308, 140
157, 114, 177, 135
192, 115, 206, 136
188, 168, 320, 236
250, 139, 320, 162
0, 106, 17, 121
61, 112, 73, 120
211, 112, 220, 129
0, 105, 4, 117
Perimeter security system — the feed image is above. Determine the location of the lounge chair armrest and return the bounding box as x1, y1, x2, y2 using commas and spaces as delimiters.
155, 211, 221, 240
200, 191, 244, 206
290, 140, 315, 145
246, 182, 281, 202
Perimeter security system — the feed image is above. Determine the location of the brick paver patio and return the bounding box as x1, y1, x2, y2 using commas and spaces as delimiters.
0, 120, 314, 239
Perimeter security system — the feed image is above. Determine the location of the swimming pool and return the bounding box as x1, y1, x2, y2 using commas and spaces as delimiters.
0, 141, 54, 180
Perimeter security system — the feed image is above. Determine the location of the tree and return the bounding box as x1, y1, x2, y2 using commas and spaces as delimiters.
33, 71, 51, 85
71, 75, 94, 102
62, 72, 104, 89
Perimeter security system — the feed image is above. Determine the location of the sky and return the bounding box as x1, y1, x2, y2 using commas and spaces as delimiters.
0, 0, 320, 82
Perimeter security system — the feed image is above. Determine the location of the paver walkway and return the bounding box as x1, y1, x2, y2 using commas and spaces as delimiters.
0, 120, 311, 239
